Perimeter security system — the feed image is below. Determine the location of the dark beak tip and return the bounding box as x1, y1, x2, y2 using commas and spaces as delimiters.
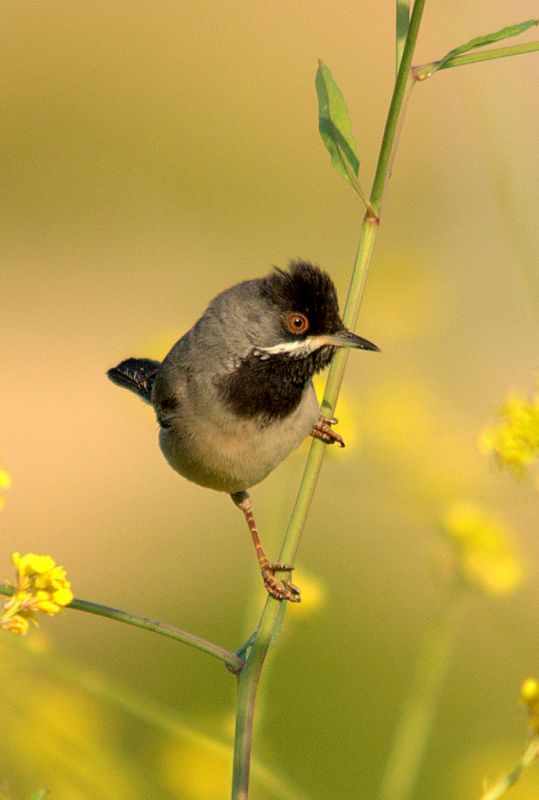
337, 329, 380, 352
359, 342, 380, 353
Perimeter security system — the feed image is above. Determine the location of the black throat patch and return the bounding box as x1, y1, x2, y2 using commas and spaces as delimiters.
217, 346, 335, 422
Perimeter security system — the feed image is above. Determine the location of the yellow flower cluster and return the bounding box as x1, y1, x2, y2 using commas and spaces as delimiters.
480, 385, 539, 477
0, 468, 11, 510
441, 502, 523, 596
1, 552, 73, 635
520, 677, 539, 734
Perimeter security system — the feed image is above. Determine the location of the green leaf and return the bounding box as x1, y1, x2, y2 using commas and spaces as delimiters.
315, 61, 360, 194
26, 792, 48, 800
437, 19, 538, 70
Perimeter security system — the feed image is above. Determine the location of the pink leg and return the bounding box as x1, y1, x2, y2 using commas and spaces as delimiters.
231, 492, 301, 603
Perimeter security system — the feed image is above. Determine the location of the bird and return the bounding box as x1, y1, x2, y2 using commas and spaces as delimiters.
107, 260, 378, 602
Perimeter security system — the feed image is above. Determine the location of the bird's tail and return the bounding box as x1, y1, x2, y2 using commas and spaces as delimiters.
107, 358, 161, 403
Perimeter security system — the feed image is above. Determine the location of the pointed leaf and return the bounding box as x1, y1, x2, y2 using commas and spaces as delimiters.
437, 19, 538, 70
316, 61, 360, 193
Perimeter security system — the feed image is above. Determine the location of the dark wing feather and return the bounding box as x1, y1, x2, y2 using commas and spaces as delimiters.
107, 358, 161, 403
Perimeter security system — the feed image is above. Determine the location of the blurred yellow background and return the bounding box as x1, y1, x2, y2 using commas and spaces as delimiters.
1, 1, 538, 798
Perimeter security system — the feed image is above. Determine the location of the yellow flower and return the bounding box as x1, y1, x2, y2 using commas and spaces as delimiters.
480, 384, 539, 477
0, 468, 11, 510
1, 552, 73, 635
521, 677, 539, 734
441, 502, 523, 596
13, 552, 56, 578
4, 613, 31, 635
0, 469, 11, 490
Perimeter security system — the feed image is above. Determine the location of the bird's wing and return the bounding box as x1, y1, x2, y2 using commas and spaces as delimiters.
107, 358, 161, 403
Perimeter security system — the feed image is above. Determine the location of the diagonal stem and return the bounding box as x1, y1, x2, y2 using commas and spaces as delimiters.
230, 1, 427, 797
70, 597, 243, 671
281, 0, 427, 566
0, 584, 243, 672
479, 736, 539, 800
414, 39, 539, 80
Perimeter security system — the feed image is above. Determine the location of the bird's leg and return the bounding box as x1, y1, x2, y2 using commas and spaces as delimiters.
311, 415, 345, 447
231, 491, 301, 603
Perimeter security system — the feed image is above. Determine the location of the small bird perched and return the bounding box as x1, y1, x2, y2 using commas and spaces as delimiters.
107, 260, 378, 602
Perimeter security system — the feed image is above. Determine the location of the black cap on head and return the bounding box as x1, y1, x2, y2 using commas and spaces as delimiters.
260, 260, 342, 337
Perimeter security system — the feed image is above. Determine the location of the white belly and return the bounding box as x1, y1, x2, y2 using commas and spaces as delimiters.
159, 386, 320, 494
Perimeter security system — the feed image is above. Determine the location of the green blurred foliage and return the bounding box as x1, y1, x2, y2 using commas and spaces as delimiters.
1, 1, 538, 798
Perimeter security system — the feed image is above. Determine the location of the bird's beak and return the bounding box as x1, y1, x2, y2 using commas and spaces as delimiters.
324, 329, 380, 352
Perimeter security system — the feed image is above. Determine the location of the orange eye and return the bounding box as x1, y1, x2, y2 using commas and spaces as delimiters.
284, 312, 309, 334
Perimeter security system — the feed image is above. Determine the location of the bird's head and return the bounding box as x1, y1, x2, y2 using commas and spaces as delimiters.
252, 260, 379, 372
214, 260, 379, 421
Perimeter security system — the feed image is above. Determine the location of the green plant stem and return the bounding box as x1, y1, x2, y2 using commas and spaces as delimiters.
336, 138, 377, 216
0, 584, 242, 672
479, 735, 539, 800
231, 2, 427, 797
281, 0, 427, 564
377, 582, 461, 800
232, 602, 285, 799
371, 0, 425, 211
396, 0, 410, 74
414, 40, 539, 80
70, 597, 243, 671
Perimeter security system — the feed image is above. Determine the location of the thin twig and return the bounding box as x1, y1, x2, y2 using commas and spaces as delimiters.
0, 584, 243, 672
414, 40, 539, 80
479, 736, 539, 800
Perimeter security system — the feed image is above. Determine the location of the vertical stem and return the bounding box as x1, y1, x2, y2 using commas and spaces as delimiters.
231, 2, 427, 796
232, 674, 258, 799
232, 602, 285, 799
377, 583, 461, 800
396, 0, 410, 73
371, 0, 426, 212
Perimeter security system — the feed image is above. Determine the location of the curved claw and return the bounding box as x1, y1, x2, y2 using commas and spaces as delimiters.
311, 415, 345, 448
269, 561, 294, 573
262, 565, 301, 603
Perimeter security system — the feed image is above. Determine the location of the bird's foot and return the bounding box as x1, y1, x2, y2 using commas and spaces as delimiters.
231, 491, 302, 603
261, 562, 301, 603
311, 415, 345, 447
